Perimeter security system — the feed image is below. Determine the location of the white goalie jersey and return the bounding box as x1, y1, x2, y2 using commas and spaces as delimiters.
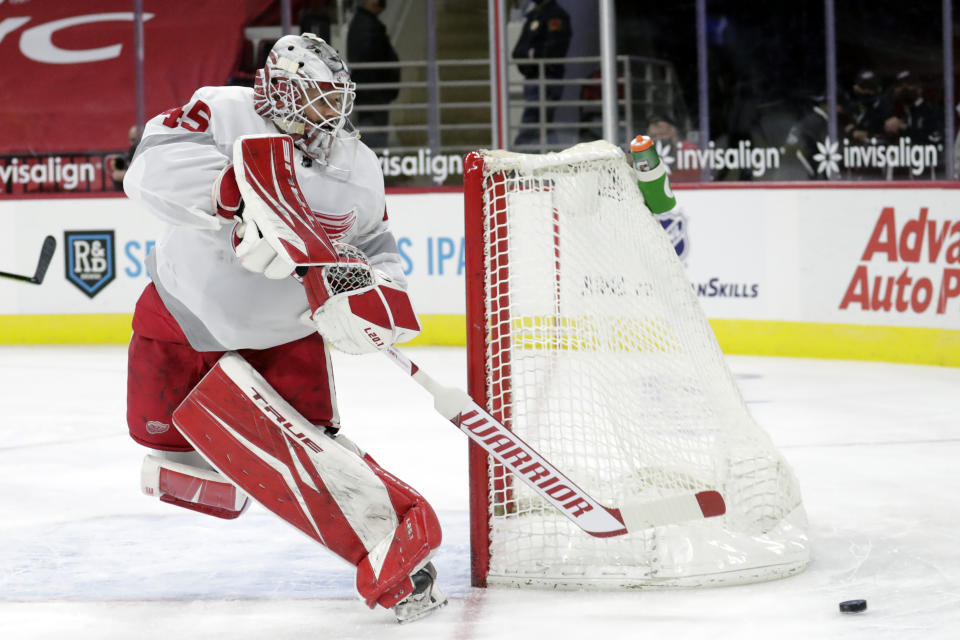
124, 85, 403, 351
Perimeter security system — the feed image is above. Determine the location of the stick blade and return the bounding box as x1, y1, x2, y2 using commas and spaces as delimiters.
32, 235, 56, 284
618, 489, 726, 531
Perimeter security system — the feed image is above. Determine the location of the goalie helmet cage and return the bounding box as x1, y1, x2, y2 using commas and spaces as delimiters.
462, 141, 810, 590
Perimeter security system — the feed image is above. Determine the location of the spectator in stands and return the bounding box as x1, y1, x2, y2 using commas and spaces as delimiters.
512, 0, 572, 148
299, 0, 332, 42
646, 114, 700, 182
107, 125, 142, 188
783, 94, 832, 179
844, 69, 885, 144
347, 0, 400, 150
877, 69, 943, 147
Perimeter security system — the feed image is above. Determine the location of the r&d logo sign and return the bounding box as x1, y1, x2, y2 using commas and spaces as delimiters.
64, 230, 115, 298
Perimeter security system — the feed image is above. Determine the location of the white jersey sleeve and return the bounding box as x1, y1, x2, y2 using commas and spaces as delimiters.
340, 146, 408, 287
357, 217, 408, 288
123, 86, 262, 229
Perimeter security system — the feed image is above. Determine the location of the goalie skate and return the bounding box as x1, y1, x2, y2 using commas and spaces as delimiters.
392, 562, 447, 624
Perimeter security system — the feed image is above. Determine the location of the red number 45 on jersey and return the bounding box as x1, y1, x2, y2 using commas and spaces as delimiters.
161, 100, 211, 133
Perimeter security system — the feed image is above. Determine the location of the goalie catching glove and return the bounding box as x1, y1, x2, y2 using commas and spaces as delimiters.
303, 243, 421, 354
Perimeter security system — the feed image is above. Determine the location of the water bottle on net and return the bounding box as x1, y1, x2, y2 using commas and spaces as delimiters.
630, 134, 677, 215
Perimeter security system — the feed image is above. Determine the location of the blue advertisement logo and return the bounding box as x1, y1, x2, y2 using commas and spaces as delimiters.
64, 230, 115, 298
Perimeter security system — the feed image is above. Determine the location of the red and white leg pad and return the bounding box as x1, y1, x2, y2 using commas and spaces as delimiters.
355, 455, 441, 609
171, 352, 441, 609
141, 450, 250, 520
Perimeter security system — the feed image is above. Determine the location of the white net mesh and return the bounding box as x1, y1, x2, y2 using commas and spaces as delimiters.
472, 142, 809, 589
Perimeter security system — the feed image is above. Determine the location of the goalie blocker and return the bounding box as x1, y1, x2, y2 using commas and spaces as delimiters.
170, 352, 444, 617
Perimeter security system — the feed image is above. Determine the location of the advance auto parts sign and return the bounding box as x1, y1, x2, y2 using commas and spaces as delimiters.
840, 207, 960, 316
676, 187, 960, 331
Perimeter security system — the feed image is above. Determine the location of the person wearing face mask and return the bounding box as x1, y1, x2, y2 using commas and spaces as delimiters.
877, 69, 943, 148
843, 69, 886, 145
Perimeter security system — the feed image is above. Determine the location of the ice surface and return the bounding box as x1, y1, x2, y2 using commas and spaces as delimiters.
1, 345, 958, 639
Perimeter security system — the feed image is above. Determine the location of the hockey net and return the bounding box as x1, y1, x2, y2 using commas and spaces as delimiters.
463, 141, 809, 589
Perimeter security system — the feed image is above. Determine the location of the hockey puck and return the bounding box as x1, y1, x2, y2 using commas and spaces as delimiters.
839, 599, 867, 613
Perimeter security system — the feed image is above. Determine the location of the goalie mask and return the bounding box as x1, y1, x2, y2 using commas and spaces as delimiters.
254, 33, 357, 164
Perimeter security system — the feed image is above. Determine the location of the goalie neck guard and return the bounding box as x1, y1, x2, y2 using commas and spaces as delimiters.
254, 33, 357, 165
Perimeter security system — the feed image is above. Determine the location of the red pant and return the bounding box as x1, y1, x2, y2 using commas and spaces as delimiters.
127, 283, 336, 451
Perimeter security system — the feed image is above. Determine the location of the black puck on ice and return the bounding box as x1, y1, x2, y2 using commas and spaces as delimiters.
839, 599, 867, 613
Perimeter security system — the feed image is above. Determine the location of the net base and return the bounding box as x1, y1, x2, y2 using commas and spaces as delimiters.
486, 506, 809, 590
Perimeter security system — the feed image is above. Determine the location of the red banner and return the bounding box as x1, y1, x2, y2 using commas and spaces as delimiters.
0, 1, 274, 155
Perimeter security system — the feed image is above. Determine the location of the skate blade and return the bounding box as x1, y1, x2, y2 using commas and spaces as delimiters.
395, 595, 448, 624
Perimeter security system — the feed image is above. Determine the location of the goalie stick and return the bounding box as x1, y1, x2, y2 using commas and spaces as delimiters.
382, 346, 726, 538
0, 235, 55, 285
